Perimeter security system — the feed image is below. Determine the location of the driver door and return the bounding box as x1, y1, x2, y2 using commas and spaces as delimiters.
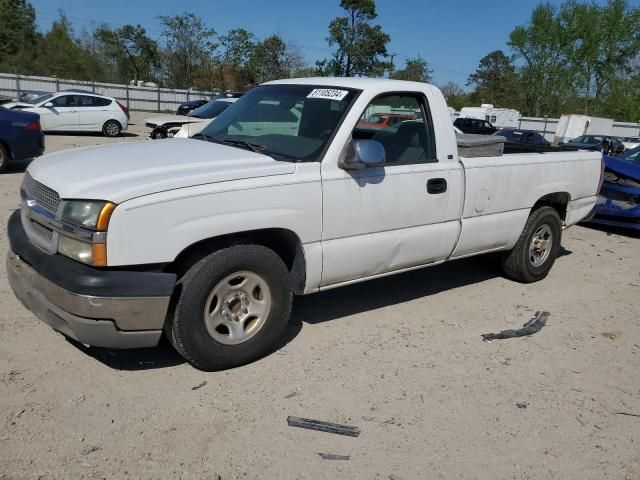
40, 95, 79, 131
320, 93, 461, 287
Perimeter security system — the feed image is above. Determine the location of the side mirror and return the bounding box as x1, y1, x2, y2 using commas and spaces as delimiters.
43, 102, 54, 108
339, 139, 386, 170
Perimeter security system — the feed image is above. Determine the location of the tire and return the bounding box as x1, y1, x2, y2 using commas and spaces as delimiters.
169, 244, 293, 371
0, 144, 7, 173
102, 120, 122, 137
502, 206, 562, 283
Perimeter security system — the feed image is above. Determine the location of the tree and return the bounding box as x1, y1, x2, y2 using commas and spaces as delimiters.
250, 35, 305, 83
467, 50, 521, 108
158, 13, 217, 89
390, 56, 433, 83
94, 25, 159, 84
33, 14, 100, 80
323, 0, 390, 77
439, 82, 469, 110
0, 0, 37, 72
561, 0, 640, 114
508, 3, 574, 116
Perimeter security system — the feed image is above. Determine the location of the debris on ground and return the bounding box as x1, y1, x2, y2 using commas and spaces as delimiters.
514, 402, 528, 409
284, 392, 299, 399
287, 416, 361, 437
81, 445, 101, 455
68, 394, 86, 405
318, 453, 350, 460
613, 412, 640, 418
481, 311, 549, 342
191, 381, 207, 391
362, 416, 401, 426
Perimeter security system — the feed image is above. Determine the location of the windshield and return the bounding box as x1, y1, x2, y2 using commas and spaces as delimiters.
189, 100, 231, 119
29, 93, 54, 105
199, 84, 359, 162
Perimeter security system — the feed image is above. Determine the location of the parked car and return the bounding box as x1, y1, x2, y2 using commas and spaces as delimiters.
590, 146, 640, 230
357, 113, 416, 129
494, 129, 550, 146
177, 99, 208, 116
0, 94, 12, 105
19, 90, 50, 103
617, 136, 640, 150
3, 92, 129, 137
563, 135, 625, 155
7, 78, 602, 370
0, 106, 45, 173
454, 117, 497, 135
173, 98, 237, 138
146, 99, 236, 139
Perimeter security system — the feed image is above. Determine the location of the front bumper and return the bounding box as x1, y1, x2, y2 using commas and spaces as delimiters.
7, 210, 177, 348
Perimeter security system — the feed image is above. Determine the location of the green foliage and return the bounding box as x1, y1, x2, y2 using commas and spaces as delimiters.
158, 12, 218, 89
32, 14, 101, 80
323, 0, 390, 77
0, 0, 37, 72
390, 56, 433, 83
93, 24, 159, 84
440, 82, 469, 111
467, 50, 522, 109
508, 0, 640, 119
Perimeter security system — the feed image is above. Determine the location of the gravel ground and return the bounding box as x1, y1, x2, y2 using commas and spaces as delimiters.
1, 113, 639, 479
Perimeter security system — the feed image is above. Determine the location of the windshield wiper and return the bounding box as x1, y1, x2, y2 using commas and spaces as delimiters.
192, 132, 215, 143
221, 139, 266, 153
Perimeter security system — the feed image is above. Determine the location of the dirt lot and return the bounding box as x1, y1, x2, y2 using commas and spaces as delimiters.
1, 113, 640, 479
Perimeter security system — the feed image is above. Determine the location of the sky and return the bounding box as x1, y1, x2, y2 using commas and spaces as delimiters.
29, 0, 639, 87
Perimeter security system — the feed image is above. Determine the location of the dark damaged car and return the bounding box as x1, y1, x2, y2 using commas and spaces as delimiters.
591, 146, 640, 230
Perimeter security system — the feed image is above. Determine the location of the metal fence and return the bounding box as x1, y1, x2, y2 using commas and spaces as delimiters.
0, 73, 217, 112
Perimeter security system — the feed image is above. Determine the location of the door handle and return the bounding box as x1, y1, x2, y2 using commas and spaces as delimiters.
427, 178, 447, 194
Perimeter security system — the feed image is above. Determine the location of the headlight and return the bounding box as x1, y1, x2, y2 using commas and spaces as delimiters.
58, 235, 107, 267
59, 201, 116, 230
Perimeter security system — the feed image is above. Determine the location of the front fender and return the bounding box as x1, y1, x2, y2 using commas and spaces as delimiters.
105, 175, 321, 267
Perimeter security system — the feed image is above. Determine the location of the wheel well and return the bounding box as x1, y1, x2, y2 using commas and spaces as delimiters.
532, 192, 570, 221
167, 228, 307, 294
0, 139, 11, 158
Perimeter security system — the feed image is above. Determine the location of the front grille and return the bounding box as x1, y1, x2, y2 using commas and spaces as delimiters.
30, 220, 54, 243
24, 173, 61, 214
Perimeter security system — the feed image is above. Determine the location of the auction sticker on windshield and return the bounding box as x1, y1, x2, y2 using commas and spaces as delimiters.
307, 89, 349, 101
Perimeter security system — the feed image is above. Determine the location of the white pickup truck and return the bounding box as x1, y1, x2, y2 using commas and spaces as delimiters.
7, 78, 602, 370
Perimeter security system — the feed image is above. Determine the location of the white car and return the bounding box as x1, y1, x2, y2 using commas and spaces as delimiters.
4, 91, 129, 137
146, 98, 237, 139
619, 136, 640, 150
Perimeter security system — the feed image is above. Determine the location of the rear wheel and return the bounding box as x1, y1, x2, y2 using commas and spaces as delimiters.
0, 144, 7, 173
102, 120, 122, 137
502, 206, 562, 283
169, 244, 293, 371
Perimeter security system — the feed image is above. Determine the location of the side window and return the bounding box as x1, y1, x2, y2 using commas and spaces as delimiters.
78, 96, 96, 107
51, 95, 70, 107
355, 94, 436, 164
490, 115, 497, 123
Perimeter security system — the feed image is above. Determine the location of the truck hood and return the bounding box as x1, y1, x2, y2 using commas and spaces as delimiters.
27, 139, 295, 203
145, 114, 204, 127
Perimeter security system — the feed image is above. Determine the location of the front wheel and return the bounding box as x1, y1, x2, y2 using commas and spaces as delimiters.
102, 120, 122, 137
169, 244, 293, 371
502, 206, 562, 283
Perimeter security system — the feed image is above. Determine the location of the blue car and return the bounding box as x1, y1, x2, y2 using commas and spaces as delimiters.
0, 106, 45, 173
591, 146, 640, 230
